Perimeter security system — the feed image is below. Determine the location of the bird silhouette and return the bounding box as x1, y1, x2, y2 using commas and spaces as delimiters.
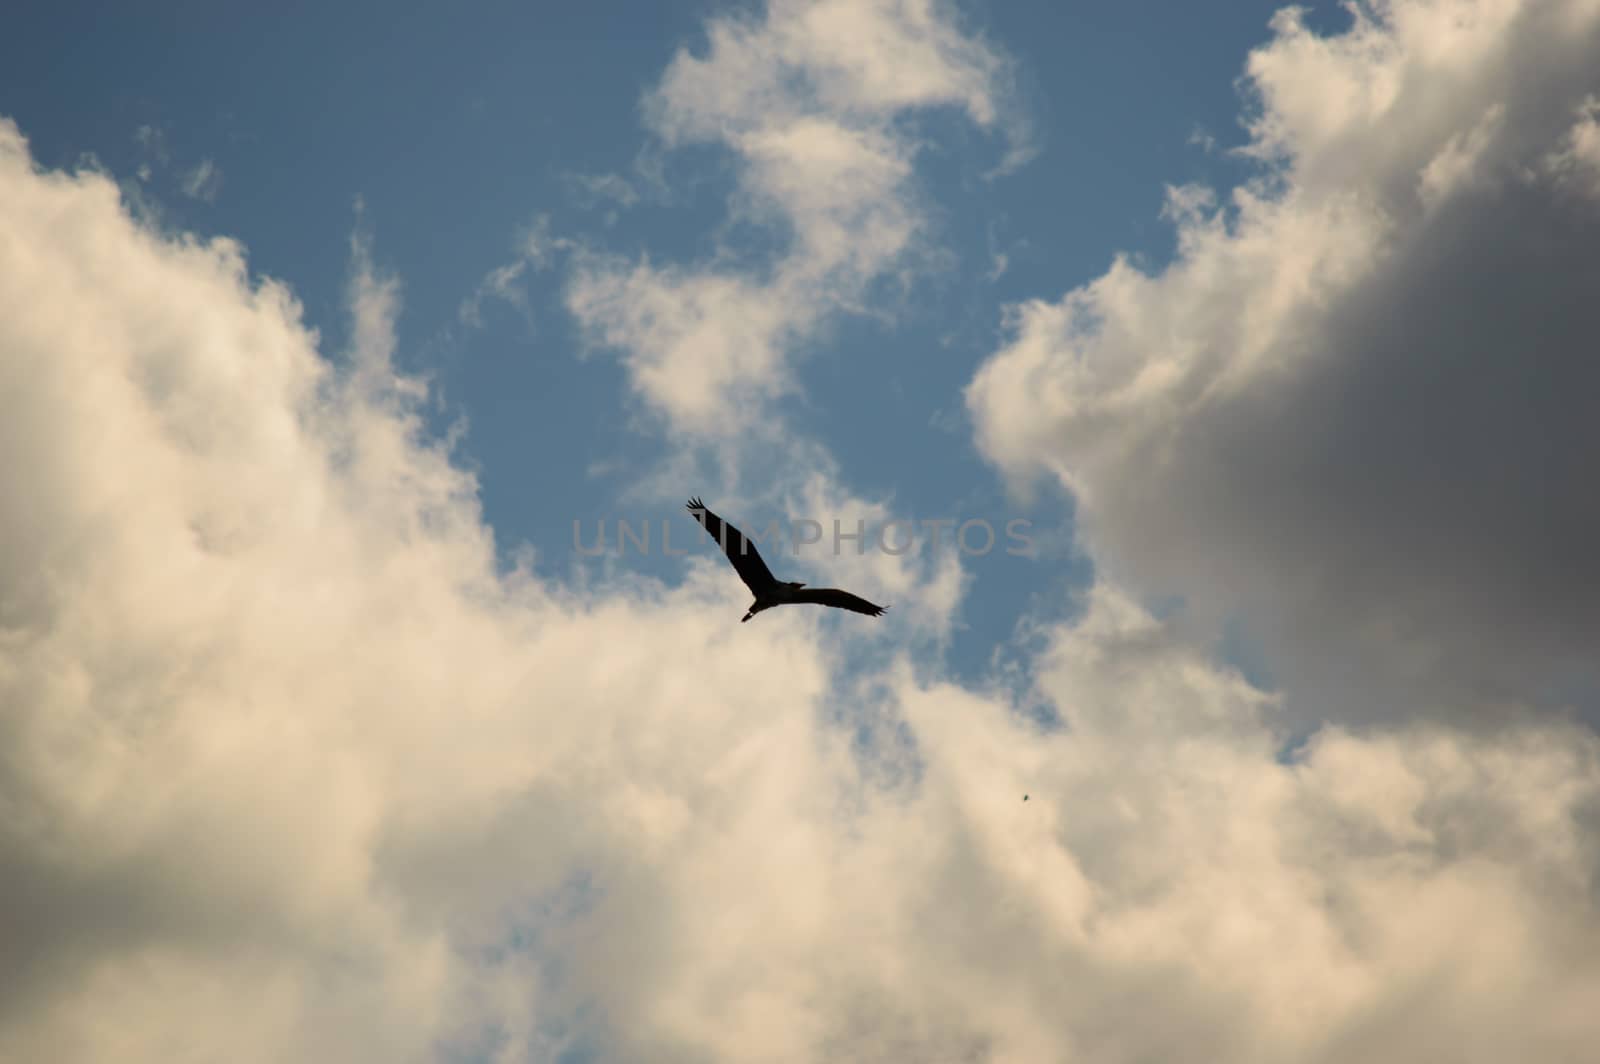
687, 497, 889, 623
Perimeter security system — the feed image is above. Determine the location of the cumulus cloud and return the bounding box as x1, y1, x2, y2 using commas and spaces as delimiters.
0, 115, 848, 1060
10, 3, 1600, 1059
7, 112, 1600, 1063
968, 0, 1600, 725
567, 0, 1022, 440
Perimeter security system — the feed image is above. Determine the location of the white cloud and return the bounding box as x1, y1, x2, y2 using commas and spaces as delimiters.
0, 118, 843, 1059
568, 0, 1022, 440
568, 258, 797, 432
647, 0, 1011, 139
785, 473, 968, 644
968, 0, 1600, 725
9, 5, 1600, 1058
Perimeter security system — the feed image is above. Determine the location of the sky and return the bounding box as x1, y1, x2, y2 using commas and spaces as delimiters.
3, 1, 1600, 1061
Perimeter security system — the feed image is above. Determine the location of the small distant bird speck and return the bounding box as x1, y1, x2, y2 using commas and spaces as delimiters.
1023, 794, 1029, 801
687, 497, 889, 623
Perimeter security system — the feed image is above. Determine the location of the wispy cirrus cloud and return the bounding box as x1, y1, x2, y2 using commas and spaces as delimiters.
132, 122, 222, 203
179, 157, 221, 202
458, 214, 572, 329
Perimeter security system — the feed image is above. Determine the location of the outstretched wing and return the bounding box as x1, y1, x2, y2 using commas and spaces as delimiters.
686, 497, 779, 594
788, 586, 889, 618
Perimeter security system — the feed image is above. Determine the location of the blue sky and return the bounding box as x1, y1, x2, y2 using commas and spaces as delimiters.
7, 2, 1600, 1061
0, 0, 1318, 684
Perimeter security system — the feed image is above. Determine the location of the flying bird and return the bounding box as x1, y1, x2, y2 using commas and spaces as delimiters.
687, 497, 889, 623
